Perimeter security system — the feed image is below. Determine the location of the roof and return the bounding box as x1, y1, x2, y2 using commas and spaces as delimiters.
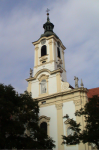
87, 87, 99, 98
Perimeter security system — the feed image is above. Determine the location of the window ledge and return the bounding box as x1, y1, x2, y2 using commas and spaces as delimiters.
39, 54, 48, 59
39, 56, 48, 62
39, 92, 48, 97
57, 56, 61, 60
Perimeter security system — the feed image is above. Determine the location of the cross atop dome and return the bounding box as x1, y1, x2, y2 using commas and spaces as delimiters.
46, 8, 50, 22
40, 9, 59, 39
46, 8, 50, 15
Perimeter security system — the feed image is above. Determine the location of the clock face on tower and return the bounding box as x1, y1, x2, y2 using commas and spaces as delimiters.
41, 39, 46, 45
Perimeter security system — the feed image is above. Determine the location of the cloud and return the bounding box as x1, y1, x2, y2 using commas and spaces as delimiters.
0, 0, 99, 93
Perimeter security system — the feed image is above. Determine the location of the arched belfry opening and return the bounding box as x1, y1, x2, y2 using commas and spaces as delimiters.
57, 47, 61, 58
40, 122, 47, 135
41, 45, 47, 57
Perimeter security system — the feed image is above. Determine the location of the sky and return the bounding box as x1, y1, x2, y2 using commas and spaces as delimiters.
0, 0, 99, 93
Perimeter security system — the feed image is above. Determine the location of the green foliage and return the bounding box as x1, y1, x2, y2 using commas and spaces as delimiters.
62, 95, 99, 148
0, 84, 55, 149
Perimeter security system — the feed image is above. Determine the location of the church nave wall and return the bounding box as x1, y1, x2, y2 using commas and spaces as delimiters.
63, 101, 79, 150
40, 105, 58, 150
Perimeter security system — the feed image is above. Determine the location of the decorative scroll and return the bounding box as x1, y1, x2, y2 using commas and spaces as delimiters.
55, 103, 63, 110
39, 115, 50, 123
74, 99, 81, 106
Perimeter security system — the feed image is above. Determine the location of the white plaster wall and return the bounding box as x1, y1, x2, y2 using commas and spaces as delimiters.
49, 74, 57, 94
31, 72, 57, 98
33, 61, 55, 76
31, 80, 39, 98
63, 101, 78, 150
61, 71, 67, 82
40, 105, 58, 150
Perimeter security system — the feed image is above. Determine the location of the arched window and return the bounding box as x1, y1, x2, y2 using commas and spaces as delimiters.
40, 122, 47, 135
67, 127, 74, 136
57, 47, 61, 58
39, 116, 50, 136
41, 45, 47, 57
41, 79, 46, 94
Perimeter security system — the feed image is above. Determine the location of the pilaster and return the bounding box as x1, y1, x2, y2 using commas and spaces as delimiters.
55, 103, 64, 150
35, 46, 39, 67
48, 40, 53, 62
27, 81, 31, 93
56, 73, 61, 92
54, 41, 56, 61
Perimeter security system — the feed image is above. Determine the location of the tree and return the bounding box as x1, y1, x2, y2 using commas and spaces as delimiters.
0, 84, 55, 149
62, 95, 99, 149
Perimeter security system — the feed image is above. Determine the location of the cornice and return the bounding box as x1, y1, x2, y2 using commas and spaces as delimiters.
34, 87, 88, 101
32, 35, 66, 50
26, 68, 62, 82
34, 60, 55, 68
33, 60, 66, 72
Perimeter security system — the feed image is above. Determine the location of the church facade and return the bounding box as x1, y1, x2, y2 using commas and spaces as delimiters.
26, 13, 92, 150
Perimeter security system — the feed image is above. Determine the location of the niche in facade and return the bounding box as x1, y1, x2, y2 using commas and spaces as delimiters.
41, 79, 46, 94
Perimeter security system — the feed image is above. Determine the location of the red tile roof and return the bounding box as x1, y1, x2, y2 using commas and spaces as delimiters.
87, 87, 99, 98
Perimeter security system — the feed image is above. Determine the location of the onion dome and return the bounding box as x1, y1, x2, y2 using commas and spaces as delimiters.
40, 11, 59, 39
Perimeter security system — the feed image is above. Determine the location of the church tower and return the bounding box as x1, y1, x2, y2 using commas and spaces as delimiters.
26, 12, 92, 150
26, 12, 69, 98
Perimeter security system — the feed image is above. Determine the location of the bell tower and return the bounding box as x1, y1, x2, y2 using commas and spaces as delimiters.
26, 12, 72, 150
32, 12, 67, 83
